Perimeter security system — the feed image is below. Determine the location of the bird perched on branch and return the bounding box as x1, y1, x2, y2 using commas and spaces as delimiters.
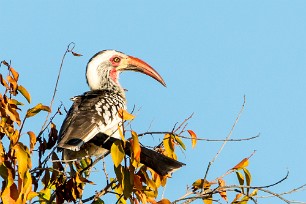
57, 50, 185, 176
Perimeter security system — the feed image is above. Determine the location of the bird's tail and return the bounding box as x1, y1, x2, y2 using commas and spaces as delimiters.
90, 133, 185, 176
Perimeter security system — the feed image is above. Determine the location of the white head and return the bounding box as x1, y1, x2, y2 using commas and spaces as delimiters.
86, 50, 166, 93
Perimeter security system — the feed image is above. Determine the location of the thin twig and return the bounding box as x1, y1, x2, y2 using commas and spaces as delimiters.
39, 42, 75, 137
202, 96, 246, 191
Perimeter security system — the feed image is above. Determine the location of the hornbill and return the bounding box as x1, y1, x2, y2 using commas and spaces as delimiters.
57, 50, 185, 176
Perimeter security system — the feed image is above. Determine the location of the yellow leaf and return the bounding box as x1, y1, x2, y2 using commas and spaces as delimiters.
187, 129, 197, 148
9, 67, 19, 81
202, 194, 212, 204
26, 103, 51, 118
111, 140, 125, 167
118, 125, 125, 141
18, 85, 31, 103
243, 168, 252, 195
0, 142, 4, 166
231, 193, 243, 203
5, 104, 21, 126
235, 171, 245, 194
27, 191, 38, 201
8, 98, 24, 106
174, 135, 186, 150
163, 134, 174, 159
131, 131, 141, 164
249, 189, 258, 197
9, 129, 19, 145
218, 178, 228, 202
118, 108, 135, 120
192, 179, 211, 191
27, 131, 36, 153
232, 158, 249, 170
13, 143, 31, 178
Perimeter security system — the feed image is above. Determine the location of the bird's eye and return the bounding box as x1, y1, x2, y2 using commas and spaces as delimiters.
113, 57, 121, 63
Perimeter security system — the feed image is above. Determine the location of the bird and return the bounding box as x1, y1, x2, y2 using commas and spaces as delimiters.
57, 50, 185, 176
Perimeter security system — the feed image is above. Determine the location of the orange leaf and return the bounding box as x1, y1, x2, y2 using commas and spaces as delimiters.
9, 67, 19, 81
218, 178, 228, 202
18, 85, 31, 103
27, 131, 36, 153
232, 193, 243, 203
7, 75, 18, 92
187, 129, 197, 148
0, 74, 9, 89
157, 198, 171, 204
232, 158, 249, 170
131, 131, 141, 163
118, 109, 135, 120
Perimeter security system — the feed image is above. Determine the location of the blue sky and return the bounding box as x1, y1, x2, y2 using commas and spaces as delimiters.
1, 1, 306, 203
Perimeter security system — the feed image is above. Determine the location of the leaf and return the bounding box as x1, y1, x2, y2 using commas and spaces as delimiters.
27, 191, 39, 201
192, 179, 211, 191
8, 98, 24, 106
7, 75, 18, 92
131, 131, 141, 163
9, 67, 19, 81
174, 135, 186, 150
92, 198, 105, 204
26, 103, 51, 118
232, 158, 249, 170
122, 167, 133, 198
0, 142, 4, 166
18, 85, 31, 103
202, 194, 212, 204
71, 51, 83, 56
243, 168, 252, 195
111, 140, 125, 167
235, 171, 245, 194
163, 134, 174, 159
157, 198, 171, 204
9, 129, 19, 145
27, 131, 36, 153
13, 143, 31, 178
218, 178, 228, 202
118, 108, 135, 120
187, 129, 197, 148
231, 193, 243, 203
0, 74, 9, 89
5, 103, 21, 125
249, 189, 258, 197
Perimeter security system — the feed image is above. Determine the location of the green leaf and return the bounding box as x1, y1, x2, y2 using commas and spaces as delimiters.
174, 135, 186, 150
111, 140, 125, 167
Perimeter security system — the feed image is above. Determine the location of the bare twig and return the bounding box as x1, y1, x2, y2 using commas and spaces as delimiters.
202, 96, 246, 191
39, 42, 76, 137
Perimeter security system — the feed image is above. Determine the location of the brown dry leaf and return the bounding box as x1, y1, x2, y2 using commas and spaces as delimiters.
133, 174, 143, 190
131, 131, 141, 163
111, 140, 125, 167
18, 85, 31, 103
26, 103, 51, 118
71, 51, 83, 56
232, 158, 249, 170
218, 178, 228, 202
27, 131, 36, 153
9, 67, 19, 81
187, 129, 197, 148
118, 109, 135, 120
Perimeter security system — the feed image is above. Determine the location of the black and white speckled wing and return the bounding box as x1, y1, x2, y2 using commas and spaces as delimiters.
57, 90, 126, 151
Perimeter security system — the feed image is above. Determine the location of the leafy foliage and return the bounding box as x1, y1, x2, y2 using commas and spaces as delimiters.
0, 49, 304, 204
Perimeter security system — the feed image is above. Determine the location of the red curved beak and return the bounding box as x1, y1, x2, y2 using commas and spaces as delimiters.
124, 56, 166, 87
